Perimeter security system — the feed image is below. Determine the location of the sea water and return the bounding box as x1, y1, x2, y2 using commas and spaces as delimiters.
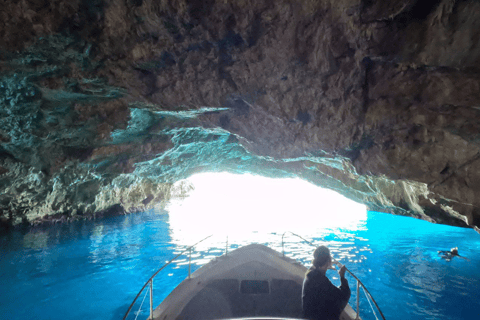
0, 210, 479, 320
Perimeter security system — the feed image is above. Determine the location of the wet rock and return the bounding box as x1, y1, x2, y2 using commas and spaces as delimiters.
1, 0, 480, 232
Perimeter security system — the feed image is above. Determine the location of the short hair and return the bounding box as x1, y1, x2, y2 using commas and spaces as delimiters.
313, 246, 331, 267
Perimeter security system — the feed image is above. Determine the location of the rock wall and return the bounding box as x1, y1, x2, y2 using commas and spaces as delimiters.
0, 0, 479, 232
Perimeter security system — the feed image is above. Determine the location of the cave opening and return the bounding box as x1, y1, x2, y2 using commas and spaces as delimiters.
166, 172, 367, 243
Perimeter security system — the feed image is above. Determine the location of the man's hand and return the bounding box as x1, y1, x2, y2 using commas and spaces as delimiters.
338, 265, 347, 279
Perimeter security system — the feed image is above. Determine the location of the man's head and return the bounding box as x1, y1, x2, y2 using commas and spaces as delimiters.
313, 245, 331, 268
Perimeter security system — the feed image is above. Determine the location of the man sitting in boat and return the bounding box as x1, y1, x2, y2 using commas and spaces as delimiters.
302, 246, 351, 320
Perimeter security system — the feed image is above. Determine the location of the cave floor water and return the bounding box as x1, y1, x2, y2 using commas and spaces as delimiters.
1, 210, 479, 320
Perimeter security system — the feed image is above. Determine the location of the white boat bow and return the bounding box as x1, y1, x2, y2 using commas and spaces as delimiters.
152, 244, 358, 320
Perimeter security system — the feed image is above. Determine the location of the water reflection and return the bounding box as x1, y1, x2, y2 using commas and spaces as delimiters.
1, 209, 479, 320
164, 226, 372, 271
404, 260, 444, 303
23, 231, 49, 249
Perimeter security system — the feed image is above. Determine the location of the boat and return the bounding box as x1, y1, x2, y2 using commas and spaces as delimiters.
123, 235, 385, 320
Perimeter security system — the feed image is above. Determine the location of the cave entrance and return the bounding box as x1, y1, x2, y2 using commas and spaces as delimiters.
166, 172, 366, 244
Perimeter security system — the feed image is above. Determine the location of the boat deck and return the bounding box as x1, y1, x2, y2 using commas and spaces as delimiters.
177, 277, 303, 319
152, 244, 357, 320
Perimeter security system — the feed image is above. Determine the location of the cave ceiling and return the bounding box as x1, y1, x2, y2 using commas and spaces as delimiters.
1, 0, 480, 232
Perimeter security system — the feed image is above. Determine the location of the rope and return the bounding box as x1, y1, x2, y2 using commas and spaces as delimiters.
134, 282, 150, 320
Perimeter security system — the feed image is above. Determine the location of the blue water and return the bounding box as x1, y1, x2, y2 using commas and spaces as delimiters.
1, 210, 479, 320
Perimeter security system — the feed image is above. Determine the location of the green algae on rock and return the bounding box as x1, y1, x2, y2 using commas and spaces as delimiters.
1, 0, 480, 233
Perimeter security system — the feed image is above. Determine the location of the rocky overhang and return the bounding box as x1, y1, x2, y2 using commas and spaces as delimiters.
0, 0, 479, 232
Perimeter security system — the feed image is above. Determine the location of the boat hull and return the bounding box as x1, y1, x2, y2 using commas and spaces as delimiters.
153, 244, 358, 320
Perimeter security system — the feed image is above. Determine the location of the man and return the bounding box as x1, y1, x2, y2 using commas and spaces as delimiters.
302, 246, 351, 320
438, 247, 469, 261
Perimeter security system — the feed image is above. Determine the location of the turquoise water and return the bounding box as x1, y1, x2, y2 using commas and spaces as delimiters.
1, 210, 479, 320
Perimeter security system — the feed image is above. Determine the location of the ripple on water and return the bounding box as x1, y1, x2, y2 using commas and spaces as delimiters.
1, 210, 480, 320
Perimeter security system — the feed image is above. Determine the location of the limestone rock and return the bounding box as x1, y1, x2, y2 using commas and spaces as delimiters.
1, 0, 480, 233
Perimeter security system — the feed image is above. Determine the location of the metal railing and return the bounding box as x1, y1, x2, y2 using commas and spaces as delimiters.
123, 233, 385, 320
281, 231, 386, 320
122, 235, 212, 320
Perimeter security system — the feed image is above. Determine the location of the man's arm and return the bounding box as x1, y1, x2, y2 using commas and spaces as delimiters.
337, 265, 351, 309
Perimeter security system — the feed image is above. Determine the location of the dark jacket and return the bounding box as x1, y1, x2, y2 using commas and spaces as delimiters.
302, 267, 351, 320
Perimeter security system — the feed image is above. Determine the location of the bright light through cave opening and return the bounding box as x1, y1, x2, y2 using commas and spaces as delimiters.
166, 173, 367, 243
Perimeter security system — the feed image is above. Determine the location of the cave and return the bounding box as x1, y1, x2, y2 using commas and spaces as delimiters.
1, 0, 480, 234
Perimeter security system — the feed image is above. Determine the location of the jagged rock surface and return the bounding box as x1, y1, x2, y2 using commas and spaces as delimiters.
0, 0, 479, 232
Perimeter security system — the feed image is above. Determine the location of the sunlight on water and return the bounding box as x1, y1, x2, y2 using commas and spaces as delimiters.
1, 206, 479, 320
167, 173, 367, 265
2, 175, 478, 320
